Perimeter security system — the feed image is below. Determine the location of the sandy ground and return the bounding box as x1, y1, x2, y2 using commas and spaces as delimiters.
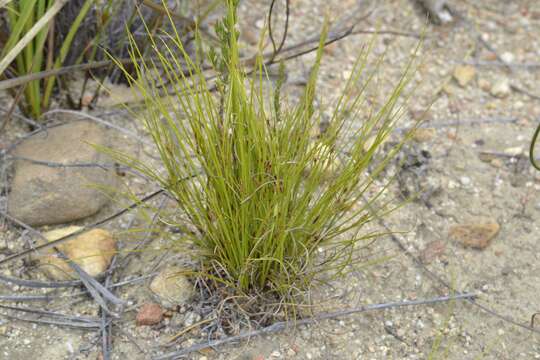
1, 0, 539, 359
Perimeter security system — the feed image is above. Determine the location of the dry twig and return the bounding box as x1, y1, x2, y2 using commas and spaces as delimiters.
155, 293, 476, 359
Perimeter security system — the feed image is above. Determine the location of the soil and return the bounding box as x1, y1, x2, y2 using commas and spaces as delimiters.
1, 0, 540, 359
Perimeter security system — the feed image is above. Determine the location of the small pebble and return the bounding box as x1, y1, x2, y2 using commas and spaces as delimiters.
500, 52, 515, 63
136, 303, 164, 326
490, 78, 511, 98
460, 176, 471, 186
478, 78, 491, 92
184, 311, 201, 327
453, 65, 476, 87
449, 221, 500, 249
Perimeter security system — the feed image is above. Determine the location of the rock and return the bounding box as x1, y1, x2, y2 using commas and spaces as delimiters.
459, 176, 471, 186
420, 240, 446, 264
485, 101, 497, 110
31, 226, 116, 280
418, 0, 453, 24
136, 303, 163, 326
500, 52, 515, 63
409, 108, 431, 121
240, 25, 259, 46
412, 128, 436, 143
484, 52, 497, 61
255, 18, 264, 29
477, 78, 491, 92
7, 121, 117, 226
449, 222, 500, 249
490, 158, 504, 168
442, 83, 455, 96
323, 41, 338, 55
183, 311, 201, 327
453, 65, 475, 87
490, 78, 511, 98
150, 266, 195, 308
287, 348, 297, 357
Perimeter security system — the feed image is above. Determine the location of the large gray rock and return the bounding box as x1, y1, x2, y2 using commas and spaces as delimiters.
7, 121, 116, 226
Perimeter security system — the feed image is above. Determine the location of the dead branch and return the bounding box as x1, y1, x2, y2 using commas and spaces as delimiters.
155, 293, 476, 359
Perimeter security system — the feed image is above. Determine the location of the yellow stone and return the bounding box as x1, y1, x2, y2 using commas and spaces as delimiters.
32, 226, 116, 280
453, 65, 476, 87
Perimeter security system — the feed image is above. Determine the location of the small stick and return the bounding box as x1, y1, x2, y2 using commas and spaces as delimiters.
0, 311, 101, 329
478, 150, 531, 160
0, 17, 421, 91
0, 106, 44, 129
164, 317, 215, 346
0, 58, 131, 90
458, 60, 540, 69
0, 272, 81, 288
395, 117, 518, 132
0, 272, 158, 302
0, 303, 99, 323
0, 294, 55, 302
154, 293, 476, 359
41, 109, 154, 146
7, 156, 113, 169
511, 85, 540, 101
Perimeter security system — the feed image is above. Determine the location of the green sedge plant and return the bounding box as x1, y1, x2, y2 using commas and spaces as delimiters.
1, 0, 94, 118
110, 0, 417, 310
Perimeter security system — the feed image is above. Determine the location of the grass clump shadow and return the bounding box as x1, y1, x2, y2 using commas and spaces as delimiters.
109, 0, 417, 322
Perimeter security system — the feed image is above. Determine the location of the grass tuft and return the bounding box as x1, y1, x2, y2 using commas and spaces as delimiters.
112, 0, 417, 313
